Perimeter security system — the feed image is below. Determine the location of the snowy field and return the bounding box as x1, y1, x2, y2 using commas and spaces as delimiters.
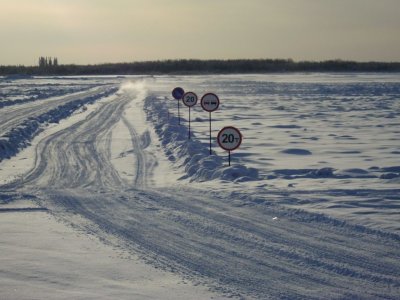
1, 74, 400, 299
147, 74, 400, 232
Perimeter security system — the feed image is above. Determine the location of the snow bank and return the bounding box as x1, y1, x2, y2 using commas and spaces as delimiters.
0, 86, 94, 109
144, 96, 259, 182
267, 166, 400, 180
3, 74, 34, 81
0, 87, 118, 162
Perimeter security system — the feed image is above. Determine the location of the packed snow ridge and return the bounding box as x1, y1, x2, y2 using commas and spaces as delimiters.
0, 87, 118, 162
145, 96, 259, 182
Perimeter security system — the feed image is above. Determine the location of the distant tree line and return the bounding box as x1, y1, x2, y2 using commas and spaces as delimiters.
1, 59, 400, 76
38, 56, 59, 69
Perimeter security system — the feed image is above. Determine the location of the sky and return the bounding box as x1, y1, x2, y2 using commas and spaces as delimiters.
0, 0, 399, 65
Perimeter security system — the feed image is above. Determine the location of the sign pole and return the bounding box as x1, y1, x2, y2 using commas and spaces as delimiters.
209, 112, 212, 155
228, 151, 231, 166
178, 99, 181, 125
182, 91, 198, 140
188, 106, 191, 139
172, 87, 185, 126
200, 93, 220, 156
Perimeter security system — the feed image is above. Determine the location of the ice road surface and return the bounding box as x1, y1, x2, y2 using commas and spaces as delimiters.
1, 74, 400, 299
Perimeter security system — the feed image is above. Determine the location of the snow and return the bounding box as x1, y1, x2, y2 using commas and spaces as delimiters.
0, 85, 118, 162
1, 74, 400, 299
110, 80, 182, 187
144, 96, 259, 182
145, 73, 400, 232
0, 201, 225, 300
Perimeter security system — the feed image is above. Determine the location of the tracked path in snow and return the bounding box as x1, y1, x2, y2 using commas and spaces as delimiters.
0, 85, 112, 136
2, 88, 400, 299
36, 186, 400, 299
8, 93, 129, 190
121, 116, 154, 188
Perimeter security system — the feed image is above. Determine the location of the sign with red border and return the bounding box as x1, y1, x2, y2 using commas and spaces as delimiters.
201, 93, 219, 112
217, 126, 242, 151
182, 92, 198, 107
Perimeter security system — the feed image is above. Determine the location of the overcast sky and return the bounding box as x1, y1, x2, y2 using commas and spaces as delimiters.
1, 0, 399, 65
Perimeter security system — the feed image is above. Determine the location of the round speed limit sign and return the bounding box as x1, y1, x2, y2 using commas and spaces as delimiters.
201, 93, 219, 112
182, 92, 198, 107
217, 126, 242, 151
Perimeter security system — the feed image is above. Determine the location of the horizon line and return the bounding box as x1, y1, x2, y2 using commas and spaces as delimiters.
2, 58, 400, 67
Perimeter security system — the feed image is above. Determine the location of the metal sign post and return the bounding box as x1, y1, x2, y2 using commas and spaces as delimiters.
182, 92, 198, 140
217, 126, 242, 166
201, 93, 220, 155
172, 87, 185, 125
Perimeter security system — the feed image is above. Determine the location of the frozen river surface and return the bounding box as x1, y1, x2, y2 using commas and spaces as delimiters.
1, 73, 399, 299
148, 73, 400, 232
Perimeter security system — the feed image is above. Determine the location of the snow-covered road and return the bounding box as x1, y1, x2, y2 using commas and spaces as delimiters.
1, 76, 400, 299
0, 85, 112, 136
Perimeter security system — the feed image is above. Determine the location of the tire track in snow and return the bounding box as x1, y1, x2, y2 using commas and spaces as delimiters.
121, 116, 148, 188
4, 93, 131, 190
2, 87, 400, 299
40, 187, 400, 299
0, 85, 118, 162
0, 86, 112, 136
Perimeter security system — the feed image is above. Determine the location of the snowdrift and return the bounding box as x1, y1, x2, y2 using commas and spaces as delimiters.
0, 87, 118, 162
144, 96, 259, 182
0, 85, 94, 109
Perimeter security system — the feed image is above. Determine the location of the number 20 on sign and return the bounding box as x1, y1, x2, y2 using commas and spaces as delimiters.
217, 126, 242, 166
